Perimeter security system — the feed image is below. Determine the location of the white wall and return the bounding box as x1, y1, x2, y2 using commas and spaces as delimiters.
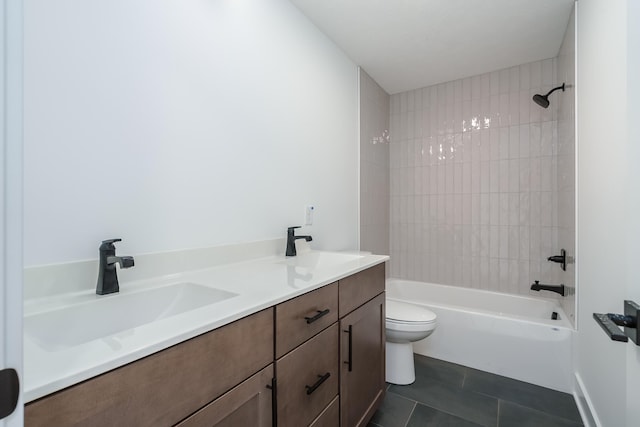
575, 0, 628, 425
23, 0, 359, 266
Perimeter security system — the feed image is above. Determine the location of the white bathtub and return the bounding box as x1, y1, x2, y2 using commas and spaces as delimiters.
386, 278, 573, 392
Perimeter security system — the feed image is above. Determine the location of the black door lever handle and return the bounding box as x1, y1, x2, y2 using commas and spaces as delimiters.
0, 368, 19, 420
593, 300, 640, 345
593, 313, 629, 342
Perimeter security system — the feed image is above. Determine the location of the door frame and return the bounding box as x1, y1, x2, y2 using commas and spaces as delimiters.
1, 0, 24, 425
626, 1, 640, 425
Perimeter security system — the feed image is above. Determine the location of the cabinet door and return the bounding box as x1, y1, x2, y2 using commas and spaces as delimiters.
176, 364, 273, 427
340, 293, 385, 427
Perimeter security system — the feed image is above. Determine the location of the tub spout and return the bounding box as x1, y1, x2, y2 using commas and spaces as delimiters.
531, 280, 566, 296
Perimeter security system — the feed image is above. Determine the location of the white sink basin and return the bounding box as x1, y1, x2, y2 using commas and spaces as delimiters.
25, 283, 238, 351
278, 251, 365, 270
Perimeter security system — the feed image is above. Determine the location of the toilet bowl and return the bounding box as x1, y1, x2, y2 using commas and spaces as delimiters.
385, 299, 437, 385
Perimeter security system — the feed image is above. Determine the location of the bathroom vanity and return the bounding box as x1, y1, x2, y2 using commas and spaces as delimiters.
23, 247, 386, 427
274, 263, 385, 427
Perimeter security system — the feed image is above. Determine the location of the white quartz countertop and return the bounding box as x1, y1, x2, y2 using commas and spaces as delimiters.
23, 249, 388, 402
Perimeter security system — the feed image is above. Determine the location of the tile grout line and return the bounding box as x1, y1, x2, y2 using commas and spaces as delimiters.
402, 401, 417, 427
386, 388, 418, 404
394, 356, 582, 426
411, 400, 493, 427
458, 365, 582, 425
501, 399, 585, 426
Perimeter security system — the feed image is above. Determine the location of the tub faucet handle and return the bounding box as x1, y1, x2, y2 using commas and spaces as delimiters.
547, 249, 567, 271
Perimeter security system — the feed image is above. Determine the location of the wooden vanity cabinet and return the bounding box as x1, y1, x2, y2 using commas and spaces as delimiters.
25, 309, 274, 427
338, 263, 386, 427
274, 282, 339, 427
25, 262, 387, 427
274, 264, 385, 427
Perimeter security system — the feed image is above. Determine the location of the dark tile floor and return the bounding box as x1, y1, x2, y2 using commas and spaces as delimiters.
368, 355, 583, 427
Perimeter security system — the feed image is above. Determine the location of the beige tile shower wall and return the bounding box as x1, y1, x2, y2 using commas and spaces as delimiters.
389, 59, 564, 297
557, 5, 576, 324
360, 69, 390, 256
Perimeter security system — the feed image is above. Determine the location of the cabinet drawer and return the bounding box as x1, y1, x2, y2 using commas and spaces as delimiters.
25, 309, 274, 427
308, 396, 339, 427
276, 323, 339, 427
176, 364, 273, 427
275, 282, 338, 358
339, 263, 385, 316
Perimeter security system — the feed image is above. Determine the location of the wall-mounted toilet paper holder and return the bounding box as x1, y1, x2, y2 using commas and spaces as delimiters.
593, 300, 639, 345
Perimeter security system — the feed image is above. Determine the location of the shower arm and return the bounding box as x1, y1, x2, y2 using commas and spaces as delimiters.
543, 84, 565, 98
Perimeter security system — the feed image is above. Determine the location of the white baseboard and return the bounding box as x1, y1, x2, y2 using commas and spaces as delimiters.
573, 372, 600, 427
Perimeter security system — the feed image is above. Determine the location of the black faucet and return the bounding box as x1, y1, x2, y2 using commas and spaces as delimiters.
286, 226, 312, 257
96, 238, 135, 295
530, 280, 566, 296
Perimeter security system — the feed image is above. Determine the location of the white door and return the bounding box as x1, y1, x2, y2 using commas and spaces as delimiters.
576, 1, 639, 426
626, 1, 640, 424
1, 0, 23, 426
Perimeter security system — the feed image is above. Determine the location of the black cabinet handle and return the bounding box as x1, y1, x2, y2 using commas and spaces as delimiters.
265, 377, 277, 426
305, 372, 331, 395
305, 309, 330, 324
343, 325, 353, 372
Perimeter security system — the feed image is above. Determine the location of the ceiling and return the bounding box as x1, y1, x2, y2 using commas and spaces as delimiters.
289, 0, 575, 94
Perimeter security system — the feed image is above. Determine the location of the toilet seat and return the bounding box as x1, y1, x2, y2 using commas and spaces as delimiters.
386, 300, 437, 323
385, 300, 437, 332
386, 318, 437, 332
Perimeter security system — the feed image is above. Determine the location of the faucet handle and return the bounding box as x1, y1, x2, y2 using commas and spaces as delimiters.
100, 238, 122, 250
287, 226, 302, 235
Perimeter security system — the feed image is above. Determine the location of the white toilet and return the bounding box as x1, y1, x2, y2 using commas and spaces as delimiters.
385, 299, 438, 385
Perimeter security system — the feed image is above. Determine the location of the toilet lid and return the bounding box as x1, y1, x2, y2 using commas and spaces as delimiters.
386, 300, 437, 323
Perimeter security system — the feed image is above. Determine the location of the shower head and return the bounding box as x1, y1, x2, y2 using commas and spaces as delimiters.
532, 83, 566, 108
